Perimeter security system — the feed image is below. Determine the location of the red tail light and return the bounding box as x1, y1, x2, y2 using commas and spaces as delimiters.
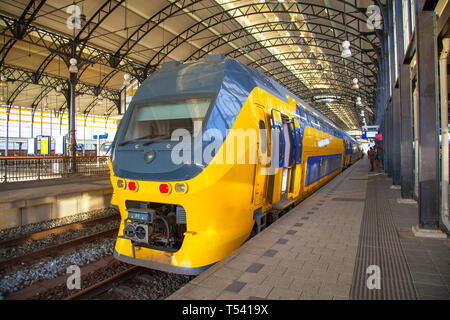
128, 181, 137, 191
159, 184, 170, 194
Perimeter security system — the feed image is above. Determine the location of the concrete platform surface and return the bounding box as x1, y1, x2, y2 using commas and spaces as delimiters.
0, 175, 113, 229
167, 159, 450, 300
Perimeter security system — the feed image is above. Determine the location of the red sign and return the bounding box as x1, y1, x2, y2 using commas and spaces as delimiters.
375, 133, 383, 141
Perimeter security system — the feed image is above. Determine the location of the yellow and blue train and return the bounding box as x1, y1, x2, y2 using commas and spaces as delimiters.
109, 54, 361, 274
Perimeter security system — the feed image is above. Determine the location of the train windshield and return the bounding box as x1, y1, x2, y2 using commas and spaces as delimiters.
120, 98, 212, 145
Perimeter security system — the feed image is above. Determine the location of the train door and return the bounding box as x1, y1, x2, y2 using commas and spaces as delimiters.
281, 119, 292, 199
253, 107, 268, 206
289, 118, 303, 198
273, 110, 296, 202
268, 109, 284, 205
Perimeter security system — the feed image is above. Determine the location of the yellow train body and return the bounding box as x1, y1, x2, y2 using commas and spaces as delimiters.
110, 83, 359, 274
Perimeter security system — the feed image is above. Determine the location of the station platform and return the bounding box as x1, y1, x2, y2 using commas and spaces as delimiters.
168, 159, 450, 300
0, 175, 113, 229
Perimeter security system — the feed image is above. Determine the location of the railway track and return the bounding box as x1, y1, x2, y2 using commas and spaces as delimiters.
0, 215, 118, 248
65, 266, 140, 300
0, 228, 118, 269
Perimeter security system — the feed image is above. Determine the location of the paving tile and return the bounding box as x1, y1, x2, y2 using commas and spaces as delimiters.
267, 287, 301, 300
294, 223, 304, 227
412, 272, 445, 286
442, 275, 450, 287
299, 292, 333, 300
401, 254, 433, 266
404, 249, 430, 259
248, 296, 269, 300
409, 263, 440, 274
436, 264, 450, 276
216, 291, 249, 300
286, 230, 297, 235
337, 272, 354, 286
225, 280, 247, 294
261, 275, 294, 289
225, 260, 254, 272
197, 275, 234, 292
319, 283, 351, 297
415, 283, 450, 299
238, 271, 268, 285
332, 296, 350, 300
290, 278, 322, 294
257, 256, 282, 266
420, 295, 450, 300
263, 249, 278, 257
239, 284, 273, 298
213, 266, 244, 281
230, 253, 260, 264
301, 217, 309, 220
309, 270, 339, 284
183, 284, 221, 300
276, 238, 289, 244
246, 263, 264, 274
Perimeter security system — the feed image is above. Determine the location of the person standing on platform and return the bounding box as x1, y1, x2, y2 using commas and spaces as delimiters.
375, 144, 384, 169
368, 147, 375, 171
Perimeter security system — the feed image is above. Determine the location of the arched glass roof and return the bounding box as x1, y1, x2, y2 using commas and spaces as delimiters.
0, 0, 385, 130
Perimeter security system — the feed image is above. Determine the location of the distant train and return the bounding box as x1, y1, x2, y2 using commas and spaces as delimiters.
108, 54, 361, 274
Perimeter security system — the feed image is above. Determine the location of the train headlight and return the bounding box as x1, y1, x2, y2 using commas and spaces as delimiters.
117, 179, 125, 189
135, 226, 146, 240
124, 223, 135, 238
144, 151, 155, 163
175, 183, 188, 193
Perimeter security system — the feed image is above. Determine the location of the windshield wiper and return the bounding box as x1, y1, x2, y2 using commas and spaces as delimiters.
118, 134, 156, 146
142, 134, 173, 146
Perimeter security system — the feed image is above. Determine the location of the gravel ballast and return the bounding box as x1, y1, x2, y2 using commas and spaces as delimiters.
0, 237, 116, 295
0, 219, 120, 261
0, 207, 119, 241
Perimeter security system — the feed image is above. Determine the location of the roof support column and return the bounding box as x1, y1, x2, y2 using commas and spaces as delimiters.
395, 0, 414, 198
392, 86, 401, 186
387, 98, 393, 178
380, 34, 390, 175
68, 71, 77, 171
415, 0, 440, 229
387, 0, 399, 183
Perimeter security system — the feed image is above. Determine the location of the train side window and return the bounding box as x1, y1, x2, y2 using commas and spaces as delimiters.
315, 116, 320, 127
278, 127, 284, 164
296, 131, 302, 163
259, 120, 267, 154
300, 109, 306, 120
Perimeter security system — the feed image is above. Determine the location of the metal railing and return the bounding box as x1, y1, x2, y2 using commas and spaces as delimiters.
0, 156, 110, 183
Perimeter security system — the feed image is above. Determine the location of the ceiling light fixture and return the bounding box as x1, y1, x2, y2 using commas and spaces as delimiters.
0, 74, 7, 87
123, 73, 131, 87
69, 58, 78, 73
341, 40, 352, 58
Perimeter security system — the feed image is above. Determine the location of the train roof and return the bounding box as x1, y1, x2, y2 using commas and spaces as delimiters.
135, 54, 353, 141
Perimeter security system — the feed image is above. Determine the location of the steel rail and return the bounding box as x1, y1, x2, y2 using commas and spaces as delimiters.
0, 215, 118, 248
0, 228, 118, 269
64, 266, 140, 300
